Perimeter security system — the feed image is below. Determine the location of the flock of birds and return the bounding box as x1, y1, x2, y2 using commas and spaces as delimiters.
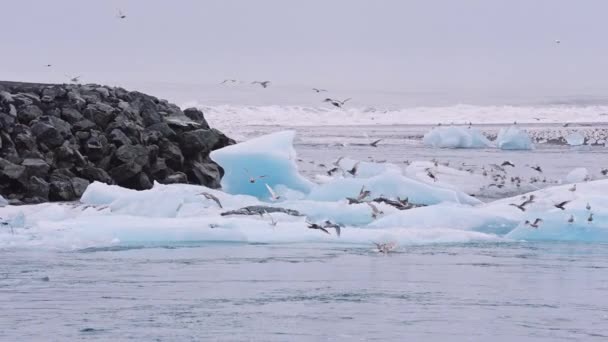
220, 78, 354, 109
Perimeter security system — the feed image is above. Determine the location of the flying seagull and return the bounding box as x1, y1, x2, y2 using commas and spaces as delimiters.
372, 241, 397, 254
530, 165, 543, 173
65, 75, 81, 83
509, 195, 535, 212
366, 202, 383, 219
44, 64, 52, 67
323, 220, 342, 237
347, 162, 360, 176
312, 88, 327, 93
262, 210, 277, 227
306, 221, 330, 235
323, 98, 351, 108
117, 9, 127, 19
265, 183, 281, 201
525, 218, 543, 229
199, 192, 223, 208
244, 169, 266, 183
555, 39, 561, 44
568, 214, 575, 224
553, 200, 570, 211
252, 81, 271, 88
369, 139, 382, 147
220, 79, 238, 85
501, 160, 515, 168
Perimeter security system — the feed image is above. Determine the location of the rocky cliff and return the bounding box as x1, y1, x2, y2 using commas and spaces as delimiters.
0, 81, 234, 204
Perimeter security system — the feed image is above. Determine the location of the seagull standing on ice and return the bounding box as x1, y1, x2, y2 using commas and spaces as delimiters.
568, 215, 575, 224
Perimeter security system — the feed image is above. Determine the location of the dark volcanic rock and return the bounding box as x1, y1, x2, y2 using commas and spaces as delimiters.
183, 107, 210, 128
0, 81, 234, 203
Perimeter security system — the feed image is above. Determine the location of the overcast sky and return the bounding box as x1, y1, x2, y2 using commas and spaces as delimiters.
2, 0, 608, 102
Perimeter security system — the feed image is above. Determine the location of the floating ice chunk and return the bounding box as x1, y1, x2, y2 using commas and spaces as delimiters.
306, 169, 481, 206
496, 126, 534, 150
369, 203, 517, 236
565, 132, 585, 146
423, 126, 493, 149
0, 195, 7, 207
211, 130, 314, 200
80, 182, 138, 206
565, 168, 589, 183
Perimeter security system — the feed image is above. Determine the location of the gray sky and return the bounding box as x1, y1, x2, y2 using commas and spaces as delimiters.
2, 0, 608, 103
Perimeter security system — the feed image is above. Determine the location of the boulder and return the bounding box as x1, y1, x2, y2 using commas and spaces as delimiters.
183, 107, 210, 128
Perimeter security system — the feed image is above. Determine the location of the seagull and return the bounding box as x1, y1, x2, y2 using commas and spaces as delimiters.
323, 220, 342, 237
425, 168, 437, 182
555, 39, 561, 44
306, 221, 330, 234
262, 210, 277, 227
357, 186, 371, 201
220, 79, 238, 85
323, 98, 351, 108
312, 88, 327, 93
366, 202, 383, 219
44, 64, 52, 67
369, 139, 382, 147
586, 202, 591, 211
327, 167, 341, 176
372, 241, 397, 254
252, 81, 271, 88
117, 9, 127, 19
553, 200, 570, 211
333, 156, 344, 167
265, 183, 281, 201
568, 214, 575, 224
501, 160, 515, 168
199, 192, 223, 208
65, 75, 81, 83
588, 212, 594, 223
244, 169, 266, 183
530, 165, 543, 173
601, 168, 608, 176
568, 184, 576, 192
509, 195, 535, 212
347, 162, 360, 176
525, 218, 543, 229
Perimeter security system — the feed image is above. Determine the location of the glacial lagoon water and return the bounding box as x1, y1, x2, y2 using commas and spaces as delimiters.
1, 123, 608, 341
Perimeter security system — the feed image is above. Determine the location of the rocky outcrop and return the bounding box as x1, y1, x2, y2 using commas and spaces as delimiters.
0, 81, 234, 204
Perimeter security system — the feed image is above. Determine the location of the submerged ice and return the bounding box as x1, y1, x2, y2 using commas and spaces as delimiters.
1, 130, 607, 250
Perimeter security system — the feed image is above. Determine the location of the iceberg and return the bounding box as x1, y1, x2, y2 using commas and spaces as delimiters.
2, 131, 608, 250
496, 126, 534, 150
565, 132, 585, 146
210, 130, 314, 200
423, 126, 493, 149
306, 169, 482, 206
566, 168, 589, 183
